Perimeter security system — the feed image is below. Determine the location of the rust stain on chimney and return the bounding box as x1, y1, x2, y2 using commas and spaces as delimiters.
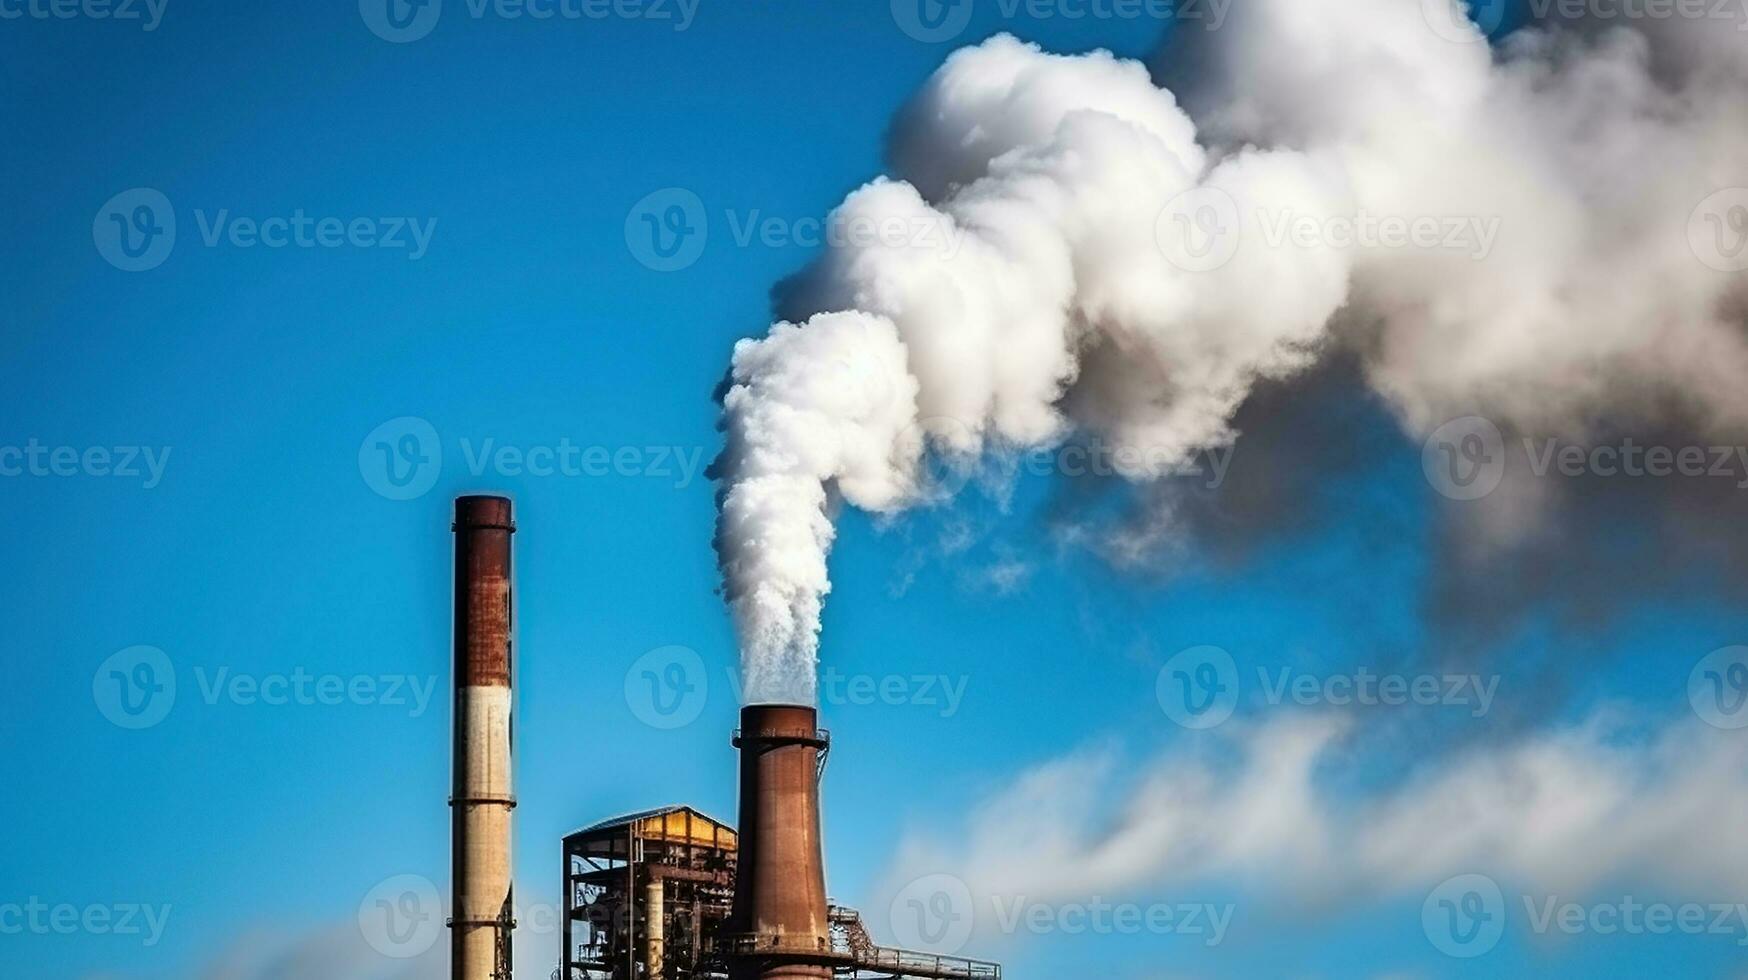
727, 703, 834, 980
454, 495, 513, 688
452, 495, 516, 980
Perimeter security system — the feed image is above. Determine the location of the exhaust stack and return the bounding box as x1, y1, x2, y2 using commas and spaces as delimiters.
726, 703, 833, 980
451, 495, 516, 980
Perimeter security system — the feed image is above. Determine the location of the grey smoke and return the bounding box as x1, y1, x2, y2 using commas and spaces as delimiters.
715, 0, 1748, 704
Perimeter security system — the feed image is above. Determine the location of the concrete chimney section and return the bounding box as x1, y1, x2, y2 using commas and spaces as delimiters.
451, 495, 515, 980
727, 703, 833, 980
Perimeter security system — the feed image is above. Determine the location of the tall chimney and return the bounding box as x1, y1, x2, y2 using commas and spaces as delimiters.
727, 703, 833, 980
451, 495, 516, 980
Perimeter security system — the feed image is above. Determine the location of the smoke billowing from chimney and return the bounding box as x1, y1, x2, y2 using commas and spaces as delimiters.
714, 0, 1748, 705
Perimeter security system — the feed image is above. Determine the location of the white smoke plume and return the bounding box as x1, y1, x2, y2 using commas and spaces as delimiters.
715, 1, 1748, 704
878, 710, 1748, 934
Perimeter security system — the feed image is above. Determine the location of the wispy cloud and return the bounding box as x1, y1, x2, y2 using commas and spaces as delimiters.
965, 556, 1035, 596
882, 709, 1748, 921
190, 925, 443, 980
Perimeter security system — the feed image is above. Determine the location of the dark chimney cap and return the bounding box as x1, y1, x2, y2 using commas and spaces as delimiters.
454, 495, 515, 532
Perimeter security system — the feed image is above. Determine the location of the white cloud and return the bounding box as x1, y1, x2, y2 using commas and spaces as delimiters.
881, 708, 1748, 935
190, 925, 443, 980
166, 888, 563, 980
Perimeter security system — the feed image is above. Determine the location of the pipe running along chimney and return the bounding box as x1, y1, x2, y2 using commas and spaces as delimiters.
451, 495, 516, 980
727, 703, 833, 980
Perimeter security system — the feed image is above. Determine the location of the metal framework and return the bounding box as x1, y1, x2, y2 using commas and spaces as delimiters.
558, 805, 1000, 980
562, 806, 739, 980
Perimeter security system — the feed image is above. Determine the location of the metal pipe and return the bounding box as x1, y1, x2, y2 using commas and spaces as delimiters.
451, 495, 516, 980
727, 704, 832, 980
646, 876, 665, 979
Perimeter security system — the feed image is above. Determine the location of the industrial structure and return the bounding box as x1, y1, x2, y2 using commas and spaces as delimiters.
562, 806, 739, 979
443, 494, 1000, 980
558, 703, 1000, 980
451, 495, 517, 980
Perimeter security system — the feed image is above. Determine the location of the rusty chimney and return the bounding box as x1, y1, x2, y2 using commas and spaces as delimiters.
726, 703, 834, 980
451, 495, 516, 980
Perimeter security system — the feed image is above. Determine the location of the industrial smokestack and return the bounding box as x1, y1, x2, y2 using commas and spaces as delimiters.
451, 495, 516, 980
726, 704, 833, 980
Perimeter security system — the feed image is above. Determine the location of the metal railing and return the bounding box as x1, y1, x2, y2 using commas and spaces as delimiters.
716, 932, 835, 957
730, 727, 831, 747
844, 947, 1001, 980
715, 911, 1003, 980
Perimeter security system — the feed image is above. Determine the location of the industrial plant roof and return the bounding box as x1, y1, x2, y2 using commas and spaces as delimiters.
566, 804, 734, 839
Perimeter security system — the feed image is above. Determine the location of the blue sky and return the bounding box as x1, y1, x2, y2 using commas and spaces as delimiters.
4, 1, 1747, 978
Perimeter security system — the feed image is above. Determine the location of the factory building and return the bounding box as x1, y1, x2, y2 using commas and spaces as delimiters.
446, 495, 1001, 980
562, 807, 739, 979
